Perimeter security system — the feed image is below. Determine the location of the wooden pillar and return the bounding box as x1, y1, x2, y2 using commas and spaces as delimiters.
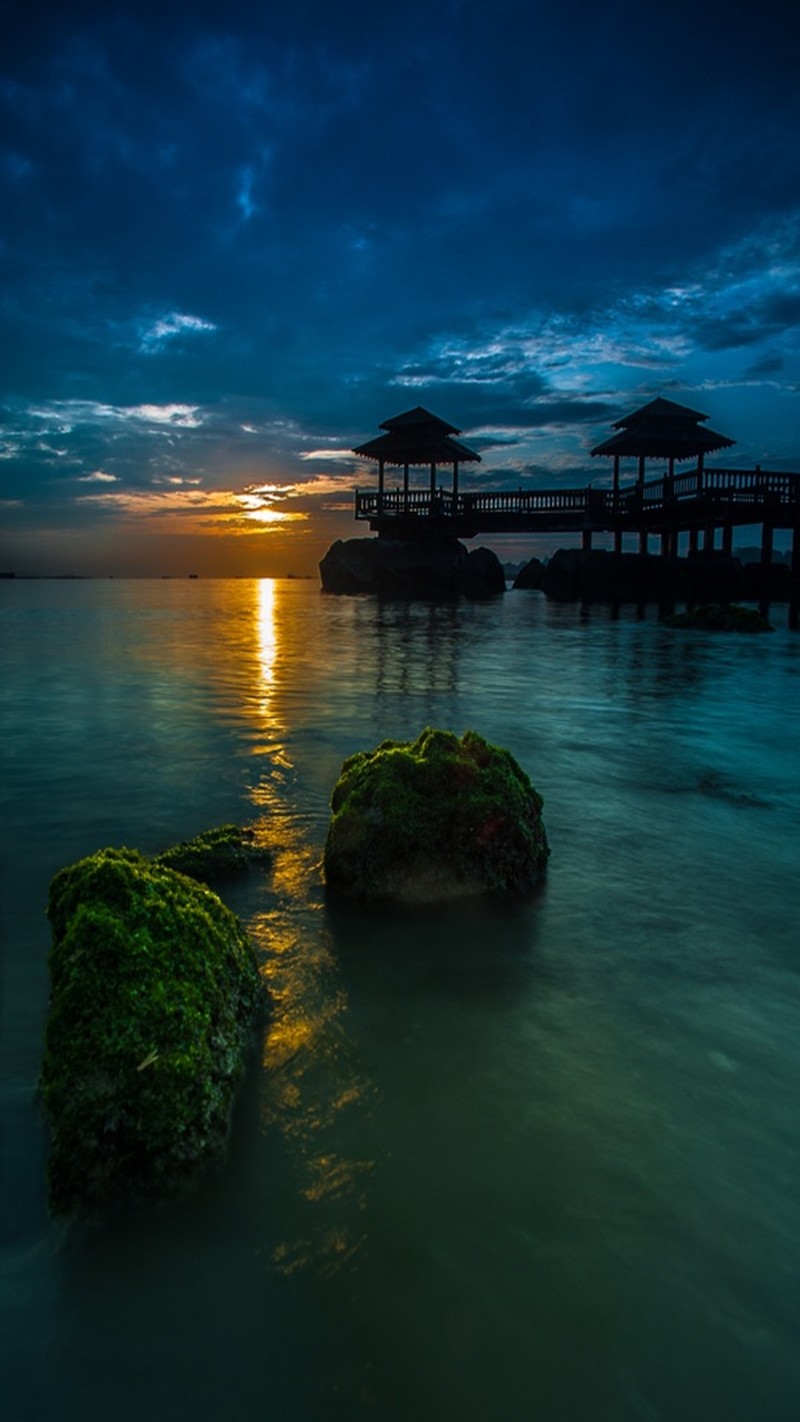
689, 526, 699, 555
453, 460, 459, 502
760, 522, 774, 616
583, 529, 593, 551
430, 461, 436, 498
613, 454, 620, 501
638, 454, 645, 487
703, 524, 715, 552
660, 531, 669, 556
378, 459, 384, 514
614, 529, 622, 554
639, 529, 648, 555
403, 463, 409, 495
722, 525, 733, 557
790, 524, 800, 629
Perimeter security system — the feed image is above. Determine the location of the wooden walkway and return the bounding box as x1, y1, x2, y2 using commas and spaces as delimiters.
355, 465, 800, 563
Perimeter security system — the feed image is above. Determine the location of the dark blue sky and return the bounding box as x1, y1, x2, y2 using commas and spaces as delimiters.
2, 0, 799, 573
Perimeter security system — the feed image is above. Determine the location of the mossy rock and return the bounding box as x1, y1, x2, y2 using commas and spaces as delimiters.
664, 603, 773, 632
41, 847, 265, 1217
324, 727, 549, 903
154, 823, 273, 883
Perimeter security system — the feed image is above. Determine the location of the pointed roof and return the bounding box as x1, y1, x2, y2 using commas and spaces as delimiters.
379, 405, 460, 435
591, 397, 735, 460
354, 406, 481, 466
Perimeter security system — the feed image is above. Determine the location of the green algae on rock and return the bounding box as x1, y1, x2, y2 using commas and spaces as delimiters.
154, 823, 273, 884
324, 727, 549, 902
664, 603, 774, 632
41, 847, 265, 1217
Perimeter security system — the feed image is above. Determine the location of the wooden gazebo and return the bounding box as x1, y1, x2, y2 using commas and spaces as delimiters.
591, 397, 735, 498
353, 405, 481, 503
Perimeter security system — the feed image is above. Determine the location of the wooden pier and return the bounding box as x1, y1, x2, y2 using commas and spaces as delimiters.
355, 463, 800, 569
350, 403, 800, 612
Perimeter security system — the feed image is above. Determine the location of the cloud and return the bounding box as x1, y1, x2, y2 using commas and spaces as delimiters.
139, 312, 217, 353
26, 400, 204, 431
2, 3, 799, 571
299, 448, 359, 464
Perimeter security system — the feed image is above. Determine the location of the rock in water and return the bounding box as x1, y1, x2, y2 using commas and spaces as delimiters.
512, 556, 545, 590
40, 847, 264, 1216
319, 537, 505, 598
664, 603, 774, 632
154, 823, 273, 882
324, 727, 549, 903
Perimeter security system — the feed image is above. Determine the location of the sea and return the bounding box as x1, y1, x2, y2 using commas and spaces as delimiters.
1, 576, 799, 1422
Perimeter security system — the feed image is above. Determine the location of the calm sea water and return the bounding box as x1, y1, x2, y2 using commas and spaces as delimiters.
1, 577, 799, 1422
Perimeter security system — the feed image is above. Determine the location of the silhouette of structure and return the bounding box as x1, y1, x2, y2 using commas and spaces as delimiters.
353, 402, 800, 596
590, 397, 735, 504
353, 406, 481, 505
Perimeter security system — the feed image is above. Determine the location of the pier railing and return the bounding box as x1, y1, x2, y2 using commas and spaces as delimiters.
355, 466, 800, 529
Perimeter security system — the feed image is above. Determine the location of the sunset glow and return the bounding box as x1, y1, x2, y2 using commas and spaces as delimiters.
1, 3, 798, 576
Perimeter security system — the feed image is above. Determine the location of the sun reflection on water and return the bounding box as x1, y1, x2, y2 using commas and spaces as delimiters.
244, 747, 377, 1279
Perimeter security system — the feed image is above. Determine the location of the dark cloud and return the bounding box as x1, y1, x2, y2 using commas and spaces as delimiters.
1, 0, 799, 571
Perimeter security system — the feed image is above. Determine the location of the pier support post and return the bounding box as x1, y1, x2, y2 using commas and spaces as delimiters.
790, 525, 800, 629
759, 522, 774, 615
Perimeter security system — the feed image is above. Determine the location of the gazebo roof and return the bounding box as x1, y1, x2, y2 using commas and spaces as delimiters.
591, 397, 735, 460
379, 405, 461, 435
354, 406, 481, 466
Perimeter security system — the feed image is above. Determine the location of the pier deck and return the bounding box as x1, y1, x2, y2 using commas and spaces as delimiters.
355, 466, 800, 547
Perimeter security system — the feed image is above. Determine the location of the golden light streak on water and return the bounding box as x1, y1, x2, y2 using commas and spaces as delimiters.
245, 802, 377, 1279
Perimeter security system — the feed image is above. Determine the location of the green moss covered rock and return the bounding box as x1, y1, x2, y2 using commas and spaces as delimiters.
664, 603, 774, 632
324, 727, 549, 902
154, 823, 273, 883
41, 847, 264, 1216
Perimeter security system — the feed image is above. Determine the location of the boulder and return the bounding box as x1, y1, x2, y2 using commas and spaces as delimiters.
154, 823, 273, 883
541, 549, 688, 602
742, 560, 793, 603
319, 538, 505, 599
664, 603, 774, 632
462, 545, 507, 598
540, 548, 750, 605
323, 727, 549, 903
685, 552, 745, 605
512, 556, 545, 590
41, 846, 265, 1216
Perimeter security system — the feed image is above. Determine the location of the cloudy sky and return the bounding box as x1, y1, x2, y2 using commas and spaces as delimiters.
2, 0, 799, 575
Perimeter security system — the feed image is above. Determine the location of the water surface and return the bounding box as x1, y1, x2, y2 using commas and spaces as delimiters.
1, 578, 799, 1420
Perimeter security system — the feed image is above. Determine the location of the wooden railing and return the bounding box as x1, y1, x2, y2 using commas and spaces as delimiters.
354, 466, 800, 526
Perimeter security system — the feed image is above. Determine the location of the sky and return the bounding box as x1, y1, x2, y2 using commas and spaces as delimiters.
1, 0, 799, 576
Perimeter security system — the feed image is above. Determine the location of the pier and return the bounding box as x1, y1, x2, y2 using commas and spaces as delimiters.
352, 402, 800, 590
355, 464, 800, 568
